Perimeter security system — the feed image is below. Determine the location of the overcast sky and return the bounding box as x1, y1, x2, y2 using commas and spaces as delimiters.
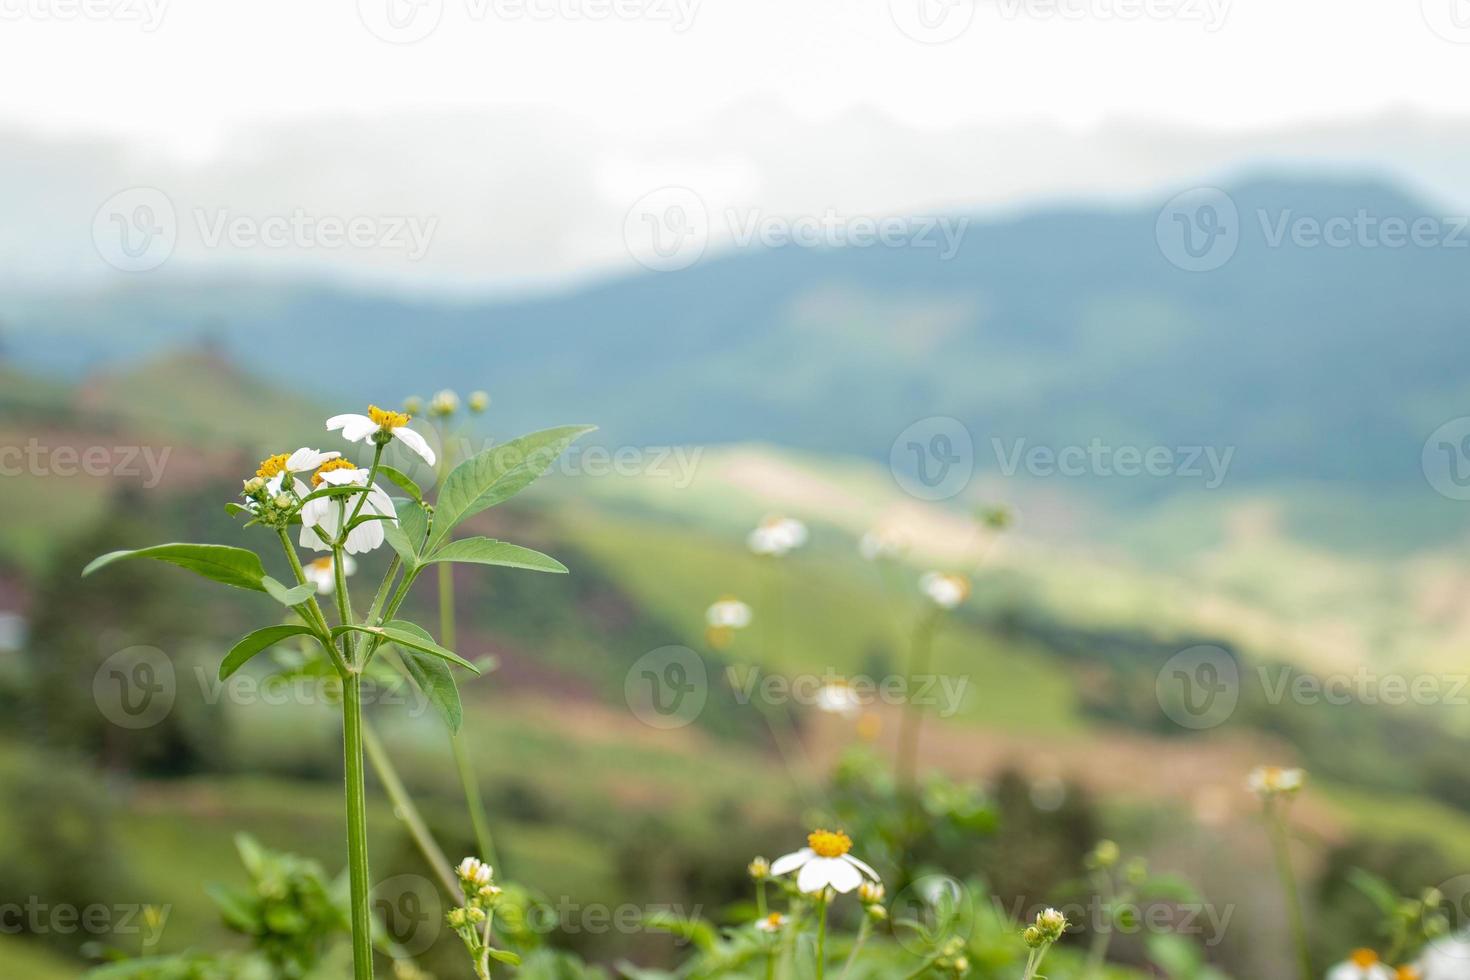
4, 0, 1469, 290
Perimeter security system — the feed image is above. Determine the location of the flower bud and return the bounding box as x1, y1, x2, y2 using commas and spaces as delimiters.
403, 396, 424, 415
1091, 839, 1120, 869
748, 857, 770, 880
466, 906, 487, 924
447, 908, 467, 928
430, 389, 460, 417
468, 391, 490, 413
243, 477, 266, 495
1023, 926, 1044, 948
858, 881, 885, 904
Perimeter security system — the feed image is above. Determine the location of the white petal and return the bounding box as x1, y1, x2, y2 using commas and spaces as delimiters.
320, 467, 369, 486
393, 426, 436, 466
345, 519, 385, 555
299, 523, 332, 552
823, 858, 863, 894
797, 858, 838, 894
341, 555, 358, 576
366, 483, 397, 520
287, 447, 340, 472
770, 849, 813, 876
842, 854, 880, 882
327, 414, 377, 443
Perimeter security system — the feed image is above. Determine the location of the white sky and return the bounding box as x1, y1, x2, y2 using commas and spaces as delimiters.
2, 0, 1467, 155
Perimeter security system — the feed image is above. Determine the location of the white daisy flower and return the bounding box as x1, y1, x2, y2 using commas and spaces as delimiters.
748, 516, 808, 557
302, 555, 355, 595
859, 528, 907, 561
326, 405, 436, 467
1326, 950, 1395, 980
455, 856, 493, 886
253, 447, 342, 497
815, 681, 861, 719
299, 459, 397, 555
706, 597, 753, 629
920, 571, 970, 609
771, 829, 879, 895
755, 912, 787, 933
1248, 765, 1305, 799
1418, 935, 1470, 980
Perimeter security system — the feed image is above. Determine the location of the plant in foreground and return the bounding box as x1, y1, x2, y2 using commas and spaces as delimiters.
84, 401, 593, 979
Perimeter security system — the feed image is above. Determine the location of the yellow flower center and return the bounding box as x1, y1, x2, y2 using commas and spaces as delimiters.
764, 913, 784, 929
369, 404, 410, 430
309, 557, 334, 573
807, 829, 852, 858
256, 453, 291, 479
1351, 950, 1379, 968
312, 458, 359, 486
1397, 967, 1422, 980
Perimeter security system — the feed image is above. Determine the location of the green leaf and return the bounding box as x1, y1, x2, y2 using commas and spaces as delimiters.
424, 536, 568, 574
297, 483, 371, 505
220, 625, 317, 680
383, 498, 426, 568
205, 882, 260, 933
332, 621, 480, 673
389, 621, 463, 732
429, 425, 594, 548
378, 465, 424, 503
262, 575, 315, 606
83, 543, 269, 593
488, 949, 522, 966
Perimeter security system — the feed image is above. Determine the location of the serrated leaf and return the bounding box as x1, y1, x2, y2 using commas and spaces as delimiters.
390, 622, 463, 732
424, 537, 568, 573
378, 465, 424, 503
429, 425, 594, 548
220, 625, 317, 680
83, 543, 269, 593
262, 575, 315, 606
332, 621, 479, 673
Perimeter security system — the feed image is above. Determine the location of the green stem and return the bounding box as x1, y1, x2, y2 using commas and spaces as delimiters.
362, 719, 459, 899
1022, 942, 1053, 980
839, 916, 871, 980
1085, 873, 1115, 978
343, 674, 374, 979
1266, 803, 1312, 980
815, 895, 829, 980
896, 611, 938, 787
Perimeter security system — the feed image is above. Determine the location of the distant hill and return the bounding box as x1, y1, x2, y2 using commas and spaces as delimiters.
7, 176, 1470, 508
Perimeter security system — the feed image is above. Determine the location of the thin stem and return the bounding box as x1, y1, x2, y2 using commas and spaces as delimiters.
275, 529, 343, 671
1085, 872, 1115, 978
1266, 802, 1313, 980
362, 719, 459, 899
1022, 942, 1054, 980
347, 443, 386, 528
839, 916, 871, 980
815, 895, 829, 980
895, 611, 938, 787
343, 674, 374, 979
